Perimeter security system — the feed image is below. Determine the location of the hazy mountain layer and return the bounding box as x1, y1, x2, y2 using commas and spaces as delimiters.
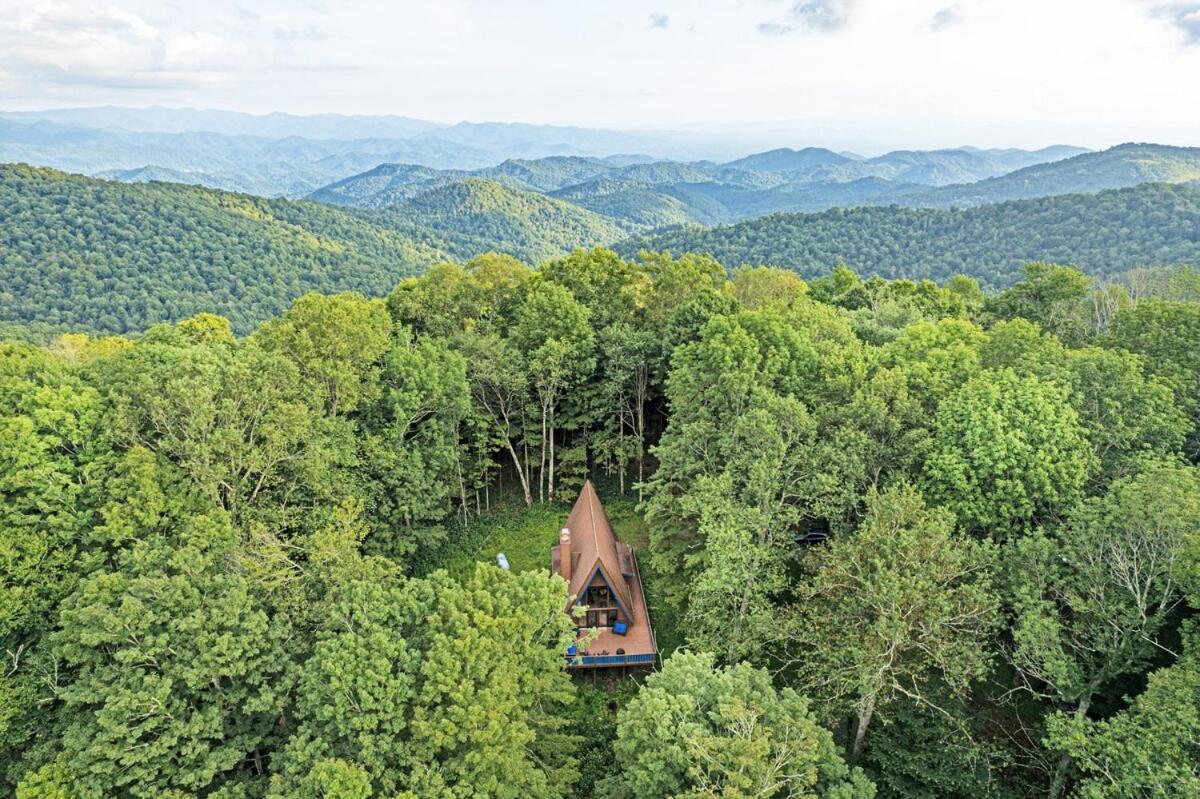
312, 143, 1200, 226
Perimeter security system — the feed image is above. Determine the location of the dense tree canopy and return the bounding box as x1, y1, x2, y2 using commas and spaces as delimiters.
3, 252, 1199, 799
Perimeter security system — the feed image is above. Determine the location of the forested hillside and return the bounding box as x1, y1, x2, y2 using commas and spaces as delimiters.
374, 178, 628, 264
620, 182, 1200, 287
7, 165, 1200, 337
4, 250, 1199, 798
0, 167, 618, 335
0, 164, 449, 333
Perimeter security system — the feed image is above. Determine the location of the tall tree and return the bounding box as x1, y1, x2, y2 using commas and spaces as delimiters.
597, 321, 657, 498
252, 292, 391, 417
459, 330, 535, 506
680, 394, 817, 665
1105, 299, 1200, 452
46, 513, 293, 799
510, 282, 595, 502
986, 263, 1091, 344
400, 565, 579, 799
780, 484, 1000, 762
1004, 460, 1200, 798
357, 328, 471, 551
1045, 627, 1200, 799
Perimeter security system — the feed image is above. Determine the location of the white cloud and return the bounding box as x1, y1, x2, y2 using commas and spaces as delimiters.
758, 0, 858, 35
1148, 2, 1200, 43
931, 5, 965, 30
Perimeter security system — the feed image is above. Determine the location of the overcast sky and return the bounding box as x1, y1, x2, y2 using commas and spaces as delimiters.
2, 0, 1199, 149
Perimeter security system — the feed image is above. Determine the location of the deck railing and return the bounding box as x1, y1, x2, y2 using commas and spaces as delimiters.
569, 652, 656, 668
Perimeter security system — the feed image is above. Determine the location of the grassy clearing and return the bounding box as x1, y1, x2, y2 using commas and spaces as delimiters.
422, 483, 685, 660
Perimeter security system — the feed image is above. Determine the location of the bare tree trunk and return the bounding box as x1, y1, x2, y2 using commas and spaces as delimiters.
851, 693, 876, 764
538, 405, 547, 504
504, 437, 532, 507
457, 461, 468, 522
619, 436, 625, 496
728, 577, 754, 665
637, 445, 644, 503
635, 365, 647, 503
548, 406, 556, 501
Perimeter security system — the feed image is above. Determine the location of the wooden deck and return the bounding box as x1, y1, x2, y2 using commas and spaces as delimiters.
568, 547, 657, 669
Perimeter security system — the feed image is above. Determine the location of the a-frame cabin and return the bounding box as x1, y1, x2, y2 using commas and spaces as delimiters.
552, 480, 657, 669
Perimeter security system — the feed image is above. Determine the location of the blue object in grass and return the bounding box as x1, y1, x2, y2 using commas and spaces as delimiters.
613, 621, 628, 635
566, 644, 577, 657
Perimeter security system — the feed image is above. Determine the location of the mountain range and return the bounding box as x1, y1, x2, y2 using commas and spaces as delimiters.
4, 161, 1200, 337
0, 107, 763, 196
2, 106, 1200, 336
0, 105, 1101, 201
311, 143, 1200, 228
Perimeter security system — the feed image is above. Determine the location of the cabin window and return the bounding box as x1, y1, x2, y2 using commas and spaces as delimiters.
586, 608, 619, 628
582, 582, 619, 627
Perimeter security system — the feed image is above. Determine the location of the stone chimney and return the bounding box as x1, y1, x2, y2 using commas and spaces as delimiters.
558, 527, 572, 582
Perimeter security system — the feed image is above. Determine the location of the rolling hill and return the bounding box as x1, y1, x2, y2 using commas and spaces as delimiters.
617, 182, 1200, 288
0, 164, 450, 334
548, 178, 719, 227
375, 178, 628, 264
6, 146, 1200, 337
0, 166, 653, 335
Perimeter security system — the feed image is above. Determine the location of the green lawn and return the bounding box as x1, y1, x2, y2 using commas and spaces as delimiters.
427, 487, 685, 659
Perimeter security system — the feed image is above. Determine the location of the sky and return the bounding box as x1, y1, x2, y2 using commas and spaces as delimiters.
1, 0, 1199, 150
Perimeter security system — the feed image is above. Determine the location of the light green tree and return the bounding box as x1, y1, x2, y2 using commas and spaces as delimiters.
924, 368, 1094, 537
986, 262, 1092, 344
1105, 298, 1200, 451
400, 564, 579, 799
270, 572, 417, 798
680, 394, 816, 664
357, 329, 471, 552
47, 513, 292, 799
601, 651, 875, 799
252, 291, 391, 416
458, 330, 535, 506
1045, 626, 1200, 798
730, 265, 808, 312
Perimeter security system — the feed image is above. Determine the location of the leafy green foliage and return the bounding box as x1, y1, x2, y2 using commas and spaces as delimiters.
781, 484, 1000, 760
602, 652, 875, 799
50, 514, 293, 799
923, 368, 1094, 537
1046, 627, 1200, 798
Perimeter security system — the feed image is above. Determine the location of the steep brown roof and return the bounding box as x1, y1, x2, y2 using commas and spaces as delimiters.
561, 480, 633, 613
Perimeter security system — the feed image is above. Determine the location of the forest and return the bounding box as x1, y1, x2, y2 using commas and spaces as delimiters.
620, 182, 1200, 288
3, 249, 1200, 799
